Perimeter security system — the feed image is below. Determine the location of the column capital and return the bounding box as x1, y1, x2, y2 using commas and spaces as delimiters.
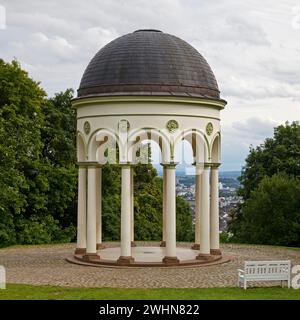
161, 162, 178, 169
192, 162, 204, 168
119, 162, 133, 168
77, 161, 103, 168
210, 162, 221, 169
193, 162, 221, 169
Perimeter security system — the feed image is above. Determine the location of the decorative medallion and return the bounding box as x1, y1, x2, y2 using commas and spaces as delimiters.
84, 121, 91, 135
118, 119, 130, 133
206, 122, 213, 136
166, 120, 179, 133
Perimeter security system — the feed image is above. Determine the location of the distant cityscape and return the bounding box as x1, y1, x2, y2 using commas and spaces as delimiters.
154, 165, 242, 232
175, 170, 242, 231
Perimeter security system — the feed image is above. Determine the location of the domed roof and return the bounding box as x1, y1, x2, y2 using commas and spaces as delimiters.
78, 29, 221, 99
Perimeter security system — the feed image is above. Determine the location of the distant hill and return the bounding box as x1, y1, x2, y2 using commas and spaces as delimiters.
219, 171, 241, 179
154, 163, 240, 179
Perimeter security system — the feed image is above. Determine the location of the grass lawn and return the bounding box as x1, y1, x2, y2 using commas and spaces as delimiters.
0, 284, 299, 300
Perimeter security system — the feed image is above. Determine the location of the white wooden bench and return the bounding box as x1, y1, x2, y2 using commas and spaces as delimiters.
237, 260, 291, 289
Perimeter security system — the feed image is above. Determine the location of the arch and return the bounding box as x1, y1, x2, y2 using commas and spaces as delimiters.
131, 139, 150, 164
87, 128, 119, 163
174, 139, 194, 167
77, 132, 87, 162
128, 128, 171, 164
210, 132, 221, 163
131, 139, 162, 165
173, 128, 209, 164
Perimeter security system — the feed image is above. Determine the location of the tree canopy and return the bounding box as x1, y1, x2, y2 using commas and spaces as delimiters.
0, 59, 194, 247
238, 121, 300, 200
0, 60, 77, 246
229, 122, 300, 246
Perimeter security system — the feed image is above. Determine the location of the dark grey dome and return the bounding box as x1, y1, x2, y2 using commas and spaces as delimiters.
78, 30, 221, 99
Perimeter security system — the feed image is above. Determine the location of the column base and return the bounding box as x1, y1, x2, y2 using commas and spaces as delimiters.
191, 243, 200, 250
82, 253, 100, 262
210, 249, 222, 255
74, 247, 86, 255
96, 243, 106, 250
160, 241, 166, 247
117, 256, 135, 265
162, 256, 180, 265
196, 253, 214, 261
131, 241, 137, 247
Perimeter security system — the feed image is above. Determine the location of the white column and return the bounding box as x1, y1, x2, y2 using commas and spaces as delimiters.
96, 167, 104, 249
76, 167, 86, 254
118, 165, 134, 264
210, 165, 221, 255
85, 167, 99, 260
130, 166, 135, 246
161, 165, 167, 246
163, 164, 179, 264
198, 165, 210, 257
192, 166, 202, 250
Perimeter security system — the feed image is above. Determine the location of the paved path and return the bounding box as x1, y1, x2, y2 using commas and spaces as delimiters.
0, 242, 299, 288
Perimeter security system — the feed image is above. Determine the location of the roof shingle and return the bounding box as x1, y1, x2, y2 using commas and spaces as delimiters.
78, 30, 221, 99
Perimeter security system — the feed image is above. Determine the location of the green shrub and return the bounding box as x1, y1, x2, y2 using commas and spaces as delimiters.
219, 231, 233, 243
16, 215, 76, 245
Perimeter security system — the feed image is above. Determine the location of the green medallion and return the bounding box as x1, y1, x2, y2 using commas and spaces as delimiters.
84, 121, 91, 135
206, 122, 213, 136
166, 120, 179, 133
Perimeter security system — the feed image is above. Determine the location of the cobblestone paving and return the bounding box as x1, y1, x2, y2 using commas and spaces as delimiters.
0, 242, 299, 288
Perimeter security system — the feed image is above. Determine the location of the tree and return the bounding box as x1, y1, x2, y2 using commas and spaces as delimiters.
134, 164, 163, 241
0, 59, 46, 245
176, 196, 194, 241
101, 162, 194, 242
0, 60, 75, 245
238, 121, 300, 200
41, 90, 77, 229
230, 174, 300, 246
0, 59, 194, 246
42, 89, 76, 166
229, 122, 300, 246
102, 164, 121, 241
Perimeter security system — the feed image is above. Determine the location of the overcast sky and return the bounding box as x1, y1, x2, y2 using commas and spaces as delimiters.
1, 0, 300, 171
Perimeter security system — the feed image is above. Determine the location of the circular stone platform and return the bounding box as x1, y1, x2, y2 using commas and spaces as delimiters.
67, 245, 230, 268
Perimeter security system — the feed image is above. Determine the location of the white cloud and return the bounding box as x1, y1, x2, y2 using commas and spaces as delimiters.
231, 117, 278, 141
221, 117, 282, 170
1, 0, 299, 170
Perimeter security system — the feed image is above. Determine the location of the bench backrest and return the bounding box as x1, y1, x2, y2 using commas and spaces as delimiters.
244, 260, 290, 280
